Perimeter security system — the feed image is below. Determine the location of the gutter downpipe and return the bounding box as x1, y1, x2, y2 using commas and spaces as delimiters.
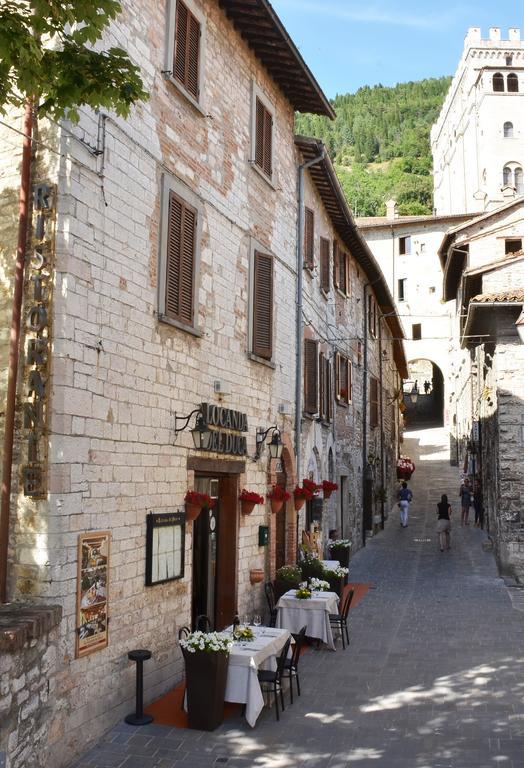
362, 283, 369, 548
0, 102, 33, 603
295, 148, 325, 483
378, 316, 385, 529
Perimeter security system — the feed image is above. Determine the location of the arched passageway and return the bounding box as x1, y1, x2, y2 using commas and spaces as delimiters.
404, 359, 444, 428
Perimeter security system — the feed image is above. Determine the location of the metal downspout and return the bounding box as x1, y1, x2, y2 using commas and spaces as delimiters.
295, 149, 325, 483
378, 317, 385, 529
362, 283, 369, 547
0, 102, 33, 603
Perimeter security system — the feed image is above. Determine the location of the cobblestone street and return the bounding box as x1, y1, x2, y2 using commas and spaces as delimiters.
71, 427, 524, 768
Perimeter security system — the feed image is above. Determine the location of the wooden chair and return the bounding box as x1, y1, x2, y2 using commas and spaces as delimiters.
264, 582, 278, 627
283, 625, 307, 704
257, 636, 292, 721
329, 588, 354, 650
177, 626, 190, 710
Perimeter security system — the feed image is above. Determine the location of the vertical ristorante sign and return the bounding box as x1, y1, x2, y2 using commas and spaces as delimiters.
21, 183, 56, 498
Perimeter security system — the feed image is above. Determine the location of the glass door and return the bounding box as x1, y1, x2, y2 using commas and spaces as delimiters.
192, 477, 219, 629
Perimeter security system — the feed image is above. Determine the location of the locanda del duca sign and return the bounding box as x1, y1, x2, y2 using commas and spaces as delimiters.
199, 402, 248, 456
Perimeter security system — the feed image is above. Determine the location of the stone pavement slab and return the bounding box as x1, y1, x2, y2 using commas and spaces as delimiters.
70, 428, 524, 768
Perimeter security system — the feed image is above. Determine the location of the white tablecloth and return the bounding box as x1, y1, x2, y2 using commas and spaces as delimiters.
321, 560, 340, 571
224, 626, 291, 727
276, 589, 339, 650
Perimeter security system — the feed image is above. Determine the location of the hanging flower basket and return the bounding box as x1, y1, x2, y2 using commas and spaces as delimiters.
303, 478, 320, 496
267, 485, 290, 514
184, 491, 214, 523
321, 480, 338, 499
293, 485, 312, 512
249, 568, 264, 585
185, 503, 202, 522
239, 490, 264, 515
271, 499, 284, 514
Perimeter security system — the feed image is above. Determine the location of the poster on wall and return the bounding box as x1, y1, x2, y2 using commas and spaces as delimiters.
76, 531, 110, 658
145, 512, 185, 586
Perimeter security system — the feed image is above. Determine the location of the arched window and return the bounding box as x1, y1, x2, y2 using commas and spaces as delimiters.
515, 167, 524, 193
493, 72, 505, 92
503, 165, 512, 186
507, 73, 519, 92
504, 121, 514, 138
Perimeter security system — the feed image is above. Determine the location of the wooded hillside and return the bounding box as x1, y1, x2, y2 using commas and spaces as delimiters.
296, 77, 451, 217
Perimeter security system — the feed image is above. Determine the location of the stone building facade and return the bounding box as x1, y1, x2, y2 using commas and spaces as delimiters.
0, 2, 406, 766
432, 26, 524, 216
439, 198, 524, 579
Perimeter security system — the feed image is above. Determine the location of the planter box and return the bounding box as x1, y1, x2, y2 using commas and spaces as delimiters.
183, 649, 229, 730
274, 578, 299, 601
328, 546, 350, 568
325, 574, 345, 598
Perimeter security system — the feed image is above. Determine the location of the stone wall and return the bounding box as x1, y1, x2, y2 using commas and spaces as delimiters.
0, 605, 61, 768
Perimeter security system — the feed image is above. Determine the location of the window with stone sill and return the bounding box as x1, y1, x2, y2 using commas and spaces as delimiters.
166, 0, 206, 110
251, 84, 275, 184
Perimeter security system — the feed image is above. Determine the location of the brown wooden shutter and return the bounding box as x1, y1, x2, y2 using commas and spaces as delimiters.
165, 191, 196, 325
333, 240, 339, 288
340, 355, 349, 404
326, 356, 332, 422
334, 352, 340, 400
370, 377, 379, 428
252, 250, 273, 359
174, 0, 200, 100
263, 106, 273, 177
348, 360, 353, 403
338, 249, 347, 294
304, 208, 314, 269
255, 97, 273, 178
304, 339, 318, 414
319, 352, 325, 420
320, 237, 330, 292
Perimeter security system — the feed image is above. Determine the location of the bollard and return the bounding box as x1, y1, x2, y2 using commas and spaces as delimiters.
125, 649, 154, 725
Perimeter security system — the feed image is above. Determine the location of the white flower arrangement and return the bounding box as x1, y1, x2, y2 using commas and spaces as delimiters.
309, 577, 331, 591
329, 539, 352, 548
324, 565, 349, 578
179, 631, 233, 654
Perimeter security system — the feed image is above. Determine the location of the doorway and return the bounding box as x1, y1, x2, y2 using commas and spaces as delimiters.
275, 467, 287, 571
192, 474, 238, 630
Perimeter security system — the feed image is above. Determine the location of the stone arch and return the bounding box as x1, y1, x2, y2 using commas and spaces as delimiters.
404, 358, 445, 428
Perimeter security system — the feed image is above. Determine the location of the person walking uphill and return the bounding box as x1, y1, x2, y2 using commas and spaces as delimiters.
397, 481, 413, 528
437, 494, 452, 551
459, 478, 473, 526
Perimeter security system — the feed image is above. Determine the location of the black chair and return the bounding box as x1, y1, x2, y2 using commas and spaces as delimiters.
329, 588, 354, 650
264, 582, 278, 627
178, 626, 190, 710
283, 625, 307, 704
257, 636, 292, 721
195, 614, 213, 632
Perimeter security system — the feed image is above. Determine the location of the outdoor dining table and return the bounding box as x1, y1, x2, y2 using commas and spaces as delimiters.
224, 625, 291, 727
276, 589, 340, 650
321, 559, 340, 571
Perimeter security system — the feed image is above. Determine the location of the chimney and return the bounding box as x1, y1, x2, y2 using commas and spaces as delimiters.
386, 199, 398, 221
508, 28, 521, 42
489, 27, 501, 42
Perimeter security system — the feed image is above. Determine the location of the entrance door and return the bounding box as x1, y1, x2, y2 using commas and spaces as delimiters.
275, 469, 287, 570
192, 474, 238, 631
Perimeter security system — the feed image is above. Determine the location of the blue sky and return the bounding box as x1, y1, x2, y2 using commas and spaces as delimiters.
271, 1, 524, 97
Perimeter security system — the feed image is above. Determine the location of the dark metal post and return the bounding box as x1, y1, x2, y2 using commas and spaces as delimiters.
125, 650, 153, 725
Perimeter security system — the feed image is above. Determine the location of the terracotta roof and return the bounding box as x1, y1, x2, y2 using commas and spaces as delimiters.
357, 213, 471, 230
462, 291, 524, 347
471, 290, 524, 303
218, 1, 335, 118
295, 135, 408, 379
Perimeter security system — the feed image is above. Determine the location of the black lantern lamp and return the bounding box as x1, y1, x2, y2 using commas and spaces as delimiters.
254, 426, 283, 461
174, 407, 211, 449
410, 388, 418, 404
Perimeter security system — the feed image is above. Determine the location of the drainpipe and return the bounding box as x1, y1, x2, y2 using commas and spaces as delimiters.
362, 283, 369, 547
295, 148, 325, 482
378, 317, 385, 529
0, 102, 33, 603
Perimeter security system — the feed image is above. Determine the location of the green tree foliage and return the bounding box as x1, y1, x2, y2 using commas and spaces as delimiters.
0, 0, 147, 120
296, 77, 451, 216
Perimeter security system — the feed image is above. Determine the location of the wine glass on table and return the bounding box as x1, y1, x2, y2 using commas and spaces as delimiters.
253, 614, 261, 631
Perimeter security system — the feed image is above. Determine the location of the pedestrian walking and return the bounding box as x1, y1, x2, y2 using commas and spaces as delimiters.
397, 481, 413, 528
437, 494, 452, 551
473, 480, 484, 528
459, 477, 472, 526
424, 380, 430, 394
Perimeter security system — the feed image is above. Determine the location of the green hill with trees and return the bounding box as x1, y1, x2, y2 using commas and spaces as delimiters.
296, 77, 451, 217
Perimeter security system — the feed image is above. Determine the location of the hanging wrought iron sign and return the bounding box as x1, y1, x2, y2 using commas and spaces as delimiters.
198, 402, 248, 456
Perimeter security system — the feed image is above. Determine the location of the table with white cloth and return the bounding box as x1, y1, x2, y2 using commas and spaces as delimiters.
224, 626, 291, 727
276, 589, 339, 650
321, 559, 340, 571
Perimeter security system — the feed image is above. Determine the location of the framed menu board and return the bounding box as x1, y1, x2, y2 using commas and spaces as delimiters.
145, 512, 185, 586
76, 531, 110, 658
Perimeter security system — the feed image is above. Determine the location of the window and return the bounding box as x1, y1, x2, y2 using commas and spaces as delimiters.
504, 121, 514, 138
399, 235, 411, 255
319, 353, 332, 423
320, 237, 330, 293
335, 353, 352, 405
503, 165, 512, 186
304, 208, 314, 269
168, 0, 203, 104
412, 323, 422, 340
158, 175, 202, 332
398, 278, 406, 302
516, 167, 524, 193
368, 295, 377, 338
251, 250, 274, 360
369, 377, 379, 429
338, 249, 349, 295
304, 339, 319, 414
493, 72, 505, 92
251, 85, 274, 182
505, 238, 522, 254
429, 286, 436, 294
506, 55, 513, 66
333, 240, 339, 290
507, 73, 519, 93
503, 164, 524, 191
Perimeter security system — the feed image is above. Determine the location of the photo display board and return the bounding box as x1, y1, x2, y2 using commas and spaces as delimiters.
145, 512, 185, 586
76, 531, 110, 658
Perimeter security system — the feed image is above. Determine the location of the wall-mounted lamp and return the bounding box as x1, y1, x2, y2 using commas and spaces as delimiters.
515, 307, 524, 344
174, 407, 212, 450
254, 425, 283, 461
410, 389, 419, 404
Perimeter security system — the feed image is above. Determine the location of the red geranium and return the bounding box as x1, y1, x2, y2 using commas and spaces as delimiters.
293, 485, 313, 500
303, 478, 320, 495
267, 485, 290, 502
185, 490, 215, 508
322, 480, 338, 493
239, 489, 265, 505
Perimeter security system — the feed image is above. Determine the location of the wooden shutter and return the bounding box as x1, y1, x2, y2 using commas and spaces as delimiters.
174, 0, 200, 100
319, 352, 326, 420
165, 191, 196, 325
252, 250, 273, 359
304, 208, 314, 269
255, 97, 273, 178
370, 377, 379, 429
338, 250, 347, 294
320, 237, 330, 292
348, 360, 353, 403
333, 241, 339, 289
325, 356, 332, 421
304, 339, 318, 414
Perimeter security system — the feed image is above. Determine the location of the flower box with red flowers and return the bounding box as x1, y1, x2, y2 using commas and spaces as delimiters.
267, 485, 290, 514
293, 485, 312, 511
321, 480, 338, 499
239, 489, 264, 514
302, 478, 320, 496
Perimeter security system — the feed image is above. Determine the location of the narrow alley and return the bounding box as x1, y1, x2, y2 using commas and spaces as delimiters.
72, 427, 524, 768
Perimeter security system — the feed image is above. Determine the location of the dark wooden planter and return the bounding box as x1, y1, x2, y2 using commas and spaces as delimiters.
183, 649, 229, 731
274, 578, 299, 601
329, 546, 350, 568
326, 575, 345, 598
